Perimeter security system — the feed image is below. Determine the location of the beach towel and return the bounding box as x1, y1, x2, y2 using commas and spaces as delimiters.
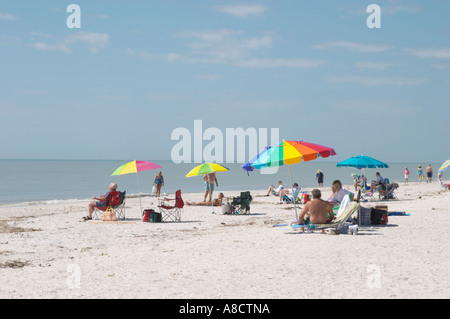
387, 211, 410, 216
336, 194, 352, 217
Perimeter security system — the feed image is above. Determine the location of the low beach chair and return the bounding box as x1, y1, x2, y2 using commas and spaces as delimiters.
281, 188, 301, 204
158, 189, 184, 222
231, 191, 252, 214
93, 190, 126, 220
378, 182, 399, 201
289, 202, 360, 233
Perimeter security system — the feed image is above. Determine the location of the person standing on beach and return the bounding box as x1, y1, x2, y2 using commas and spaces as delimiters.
316, 170, 324, 187
404, 167, 409, 183
153, 171, 164, 197
426, 165, 433, 184
418, 165, 423, 183
203, 172, 218, 203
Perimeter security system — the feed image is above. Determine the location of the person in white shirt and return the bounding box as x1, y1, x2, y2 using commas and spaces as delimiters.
279, 183, 300, 203
266, 181, 284, 196
328, 180, 351, 208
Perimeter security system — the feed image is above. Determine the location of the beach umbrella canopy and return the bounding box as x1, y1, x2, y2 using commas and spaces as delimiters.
111, 160, 162, 214
111, 160, 162, 176
242, 140, 336, 172
185, 163, 229, 177
242, 140, 336, 219
336, 155, 389, 169
186, 163, 229, 207
438, 159, 450, 173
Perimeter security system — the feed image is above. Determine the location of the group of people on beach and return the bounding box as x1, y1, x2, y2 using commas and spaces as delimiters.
406, 164, 438, 184
84, 162, 443, 222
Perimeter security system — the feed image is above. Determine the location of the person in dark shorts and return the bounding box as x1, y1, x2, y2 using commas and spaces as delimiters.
316, 170, 324, 187
426, 165, 433, 184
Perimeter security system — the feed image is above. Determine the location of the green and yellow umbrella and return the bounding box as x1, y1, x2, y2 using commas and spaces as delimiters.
185, 163, 229, 177
186, 163, 229, 207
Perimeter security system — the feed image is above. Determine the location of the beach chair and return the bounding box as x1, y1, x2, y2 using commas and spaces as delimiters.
281, 188, 301, 204
378, 182, 399, 201
93, 190, 126, 220
289, 202, 360, 233
231, 191, 252, 214
158, 189, 184, 222
439, 180, 450, 190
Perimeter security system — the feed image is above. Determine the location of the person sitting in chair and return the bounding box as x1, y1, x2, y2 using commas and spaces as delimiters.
187, 193, 224, 206
84, 183, 118, 221
297, 189, 334, 225
279, 183, 300, 203
266, 181, 284, 196
328, 180, 351, 208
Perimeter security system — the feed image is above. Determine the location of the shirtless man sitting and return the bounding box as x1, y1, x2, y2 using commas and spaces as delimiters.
297, 189, 334, 226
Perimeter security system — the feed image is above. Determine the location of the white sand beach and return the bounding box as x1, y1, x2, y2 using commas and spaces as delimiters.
1, 182, 449, 299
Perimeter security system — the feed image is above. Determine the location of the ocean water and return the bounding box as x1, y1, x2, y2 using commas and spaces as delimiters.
0, 159, 442, 206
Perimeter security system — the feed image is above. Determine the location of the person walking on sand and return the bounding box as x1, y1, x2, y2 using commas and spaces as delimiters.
153, 171, 164, 197
426, 165, 433, 184
404, 167, 409, 183
418, 165, 423, 183
316, 170, 324, 187
203, 172, 218, 203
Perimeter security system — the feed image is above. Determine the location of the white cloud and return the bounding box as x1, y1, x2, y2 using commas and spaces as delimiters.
327, 75, 428, 86
29, 31, 109, 54
197, 74, 220, 81
167, 28, 326, 69
313, 41, 393, 53
215, 4, 268, 18
176, 29, 272, 61
0, 12, 18, 21
234, 58, 327, 69
355, 62, 394, 71
404, 47, 450, 59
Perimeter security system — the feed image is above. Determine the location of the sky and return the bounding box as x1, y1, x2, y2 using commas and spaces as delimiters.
0, 0, 449, 163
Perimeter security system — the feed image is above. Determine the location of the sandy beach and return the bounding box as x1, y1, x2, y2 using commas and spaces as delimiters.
1, 181, 449, 299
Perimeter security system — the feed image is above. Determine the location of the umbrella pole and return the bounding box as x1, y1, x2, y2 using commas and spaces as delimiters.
136, 171, 143, 215
287, 165, 298, 220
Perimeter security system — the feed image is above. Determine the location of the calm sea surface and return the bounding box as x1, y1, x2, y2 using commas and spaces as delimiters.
0, 159, 441, 206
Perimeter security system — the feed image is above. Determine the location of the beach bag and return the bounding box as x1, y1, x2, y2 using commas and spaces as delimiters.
371, 208, 387, 225
142, 209, 161, 223
222, 203, 232, 214
103, 207, 118, 221
302, 193, 310, 204
359, 206, 372, 226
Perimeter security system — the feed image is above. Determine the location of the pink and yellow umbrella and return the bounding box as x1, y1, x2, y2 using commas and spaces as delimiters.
111, 160, 163, 214
111, 160, 162, 176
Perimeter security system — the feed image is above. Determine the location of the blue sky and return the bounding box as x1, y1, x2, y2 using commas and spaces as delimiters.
0, 0, 449, 163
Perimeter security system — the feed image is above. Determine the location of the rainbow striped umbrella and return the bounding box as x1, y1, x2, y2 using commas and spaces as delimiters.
242, 140, 336, 219
111, 160, 163, 214
438, 159, 450, 173
242, 140, 336, 172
